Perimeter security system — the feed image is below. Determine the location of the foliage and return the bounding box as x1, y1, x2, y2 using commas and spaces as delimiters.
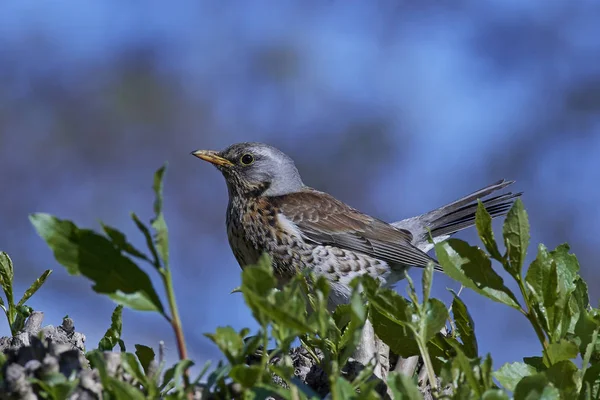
0, 166, 597, 399
27, 164, 196, 398
0, 251, 51, 336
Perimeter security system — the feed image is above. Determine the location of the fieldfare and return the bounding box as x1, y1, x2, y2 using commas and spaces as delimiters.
192, 142, 520, 309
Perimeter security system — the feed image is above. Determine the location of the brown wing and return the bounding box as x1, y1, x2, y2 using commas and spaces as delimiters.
271, 189, 438, 268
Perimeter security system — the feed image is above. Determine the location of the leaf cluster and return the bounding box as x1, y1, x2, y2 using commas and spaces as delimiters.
2, 166, 598, 399
0, 251, 51, 336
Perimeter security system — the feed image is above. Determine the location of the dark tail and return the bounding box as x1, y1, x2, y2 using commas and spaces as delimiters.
392, 180, 522, 248
428, 179, 521, 237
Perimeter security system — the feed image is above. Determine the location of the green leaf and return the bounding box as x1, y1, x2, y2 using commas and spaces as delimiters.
435, 239, 521, 309
131, 212, 160, 268
333, 304, 353, 333
0, 252, 15, 308
502, 198, 530, 277
33, 375, 79, 399
86, 350, 110, 387
573, 278, 590, 311
330, 375, 357, 399
387, 373, 422, 400
229, 365, 263, 388
448, 341, 483, 397
343, 292, 367, 358
242, 335, 263, 361
253, 289, 313, 334
30, 213, 165, 314
135, 344, 156, 376
108, 377, 146, 400
290, 377, 321, 399
571, 279, 591, 339
310, 275, 332, 338
580, 363, 600, 400
526, 244, 581, 340
366, 283, 419, 357
513, 374, 560, 400
481, 353, 494, 390
191, 360, 212, 386
241, 253, 276, 297
241, 254, 313, 333
151, 164, 169, 267
582, 325, 600, 378
369, 306, 418, 357
422, 298, 448, 342
545, 339, 579, 364
543, 261, 559, 308
249, 383, 295, 400
11, 305, 32, 334
450, 290, 478, 358
120, 352, 147, 384
203, 362, 229, 393
494, 362, 537, 392
16, 269, 52, 308
349, 284, 366, 323
550, 244, 580, 289
523, 356, 546, 371
405, 272, 419, 305
422, 261, 434, 304
160, 359, 194, 393
98, 305, 125, 351
482, 389, 510, 400
525, 244, 581, 341
269, 362, 295, 385
476, 200, 503, 261
351, 360, 377, 391
107, 291, 163, 313
544, 360, 579, 399
101, 223, 150, 262
205, 326, 246, 364
333, 284, 367, 366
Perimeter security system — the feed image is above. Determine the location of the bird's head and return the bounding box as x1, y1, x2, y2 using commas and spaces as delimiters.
192, 142, 305, 197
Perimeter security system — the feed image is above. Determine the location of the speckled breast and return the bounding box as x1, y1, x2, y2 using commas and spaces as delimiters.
226, 201, 263, 268
225, 196, 306, 284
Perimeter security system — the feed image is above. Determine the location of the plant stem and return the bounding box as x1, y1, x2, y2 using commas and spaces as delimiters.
527, 312, 552, 365
257, 325, 270, 382
299, 337, 321, 365
416, 336, 438, 391
162, 268, 192, 393
581, 328, 599, 379
163, 269, 188, 360
515, 276, 551, 365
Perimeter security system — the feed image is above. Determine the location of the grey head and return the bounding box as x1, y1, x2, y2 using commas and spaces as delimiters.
192, 142, 305, 197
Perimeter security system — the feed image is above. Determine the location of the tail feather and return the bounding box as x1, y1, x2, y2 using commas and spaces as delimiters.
430, 191, 522, 237
392, 179, 521, 252
433, 179, 512, 210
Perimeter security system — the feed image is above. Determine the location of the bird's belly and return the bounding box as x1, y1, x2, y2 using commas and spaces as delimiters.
307, 245, 407, 309
226, 215, 407, 309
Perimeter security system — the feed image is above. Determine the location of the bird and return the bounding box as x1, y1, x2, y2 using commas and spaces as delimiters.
192, 142, 521, 309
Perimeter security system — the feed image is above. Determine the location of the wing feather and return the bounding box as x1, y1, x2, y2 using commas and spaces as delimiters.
271, 189, 438, 269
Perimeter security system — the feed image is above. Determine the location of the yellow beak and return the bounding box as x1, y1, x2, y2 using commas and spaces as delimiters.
191, 150, 233, 167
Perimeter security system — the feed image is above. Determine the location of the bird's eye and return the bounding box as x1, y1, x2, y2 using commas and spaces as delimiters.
240, 153, 255, 166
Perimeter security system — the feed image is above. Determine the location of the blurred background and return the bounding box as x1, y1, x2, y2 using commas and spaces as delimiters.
1, 0, 599, 373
